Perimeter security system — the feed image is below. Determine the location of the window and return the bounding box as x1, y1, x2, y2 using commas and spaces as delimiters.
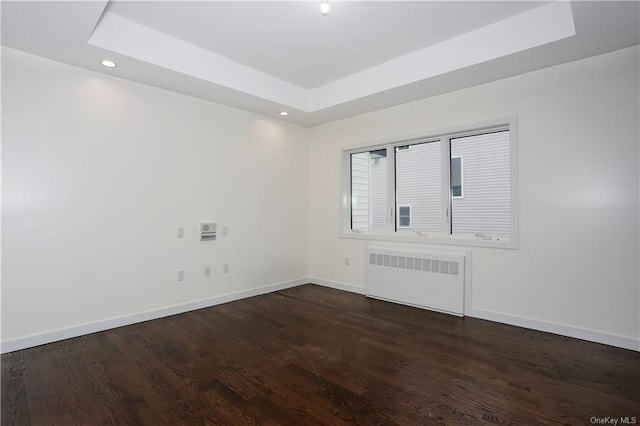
395, 141, 441, 233
350, 149, 387, 231
397, 205, 412, 228
341, 118, 518, 248
450, 131, 511, 240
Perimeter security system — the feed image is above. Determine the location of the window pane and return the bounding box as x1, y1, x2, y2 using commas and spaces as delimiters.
351, 149, 387, 231
397, 205, 411, 228
395, 141, 442, 232
450, 131, 511, 238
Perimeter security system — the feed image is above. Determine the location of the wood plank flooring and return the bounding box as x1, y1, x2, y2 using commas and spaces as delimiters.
2, 284, 639, 425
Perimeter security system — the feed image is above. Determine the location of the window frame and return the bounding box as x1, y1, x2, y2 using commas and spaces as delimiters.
340, 117, 518, 249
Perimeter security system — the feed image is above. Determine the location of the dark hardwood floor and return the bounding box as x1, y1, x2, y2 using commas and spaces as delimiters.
2, 284, 639, 425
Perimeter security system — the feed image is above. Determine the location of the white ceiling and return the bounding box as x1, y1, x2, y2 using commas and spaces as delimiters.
2, 1, 639, 127
105, 1, 545, 89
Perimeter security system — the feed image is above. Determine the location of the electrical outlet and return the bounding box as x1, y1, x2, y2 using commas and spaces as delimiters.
223, 226, 229, 236
204, 266, 211, 277
177, 270, 185, 282
177, 227, 184, 239
223, 263, 229, 273
344, 256, 350, 266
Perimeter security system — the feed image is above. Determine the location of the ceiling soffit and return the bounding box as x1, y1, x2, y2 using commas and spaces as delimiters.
87, 2, 576, 114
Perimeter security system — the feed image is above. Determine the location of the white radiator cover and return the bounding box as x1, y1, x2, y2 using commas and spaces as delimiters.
365, 246, 466, 316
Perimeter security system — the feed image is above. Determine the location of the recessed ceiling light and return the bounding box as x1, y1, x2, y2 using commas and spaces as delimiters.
320, 0, 330, 16
280, 111, 289, 116
101, 60, 117, 68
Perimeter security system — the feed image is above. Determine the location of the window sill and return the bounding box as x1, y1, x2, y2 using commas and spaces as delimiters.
340, 230, 518, 249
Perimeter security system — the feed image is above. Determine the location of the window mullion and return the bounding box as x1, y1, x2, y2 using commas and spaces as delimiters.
441, 137, 452, 236
387, 145, 396, 233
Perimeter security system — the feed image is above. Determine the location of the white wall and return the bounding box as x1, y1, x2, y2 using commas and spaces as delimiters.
3, 45, 639, 352
308, 46, 640, 350
1, 47, 309, 350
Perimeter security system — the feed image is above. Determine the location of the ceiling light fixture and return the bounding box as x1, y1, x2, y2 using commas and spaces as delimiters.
280, 111, 289, 116
101, 59, 117, 68
320, 0, 330, 16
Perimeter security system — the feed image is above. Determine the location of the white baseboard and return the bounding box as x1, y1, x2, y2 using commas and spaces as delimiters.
309, 278, 639, 351
4, 277, 637, 353
466, 307, 639, 352
1, 278, 307, 354
308, 277, 366, 295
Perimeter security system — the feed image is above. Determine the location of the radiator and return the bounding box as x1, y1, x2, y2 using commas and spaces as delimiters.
365, 246, 466, 316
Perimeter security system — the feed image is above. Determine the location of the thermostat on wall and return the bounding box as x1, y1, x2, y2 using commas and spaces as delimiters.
200, 222, 216, 241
